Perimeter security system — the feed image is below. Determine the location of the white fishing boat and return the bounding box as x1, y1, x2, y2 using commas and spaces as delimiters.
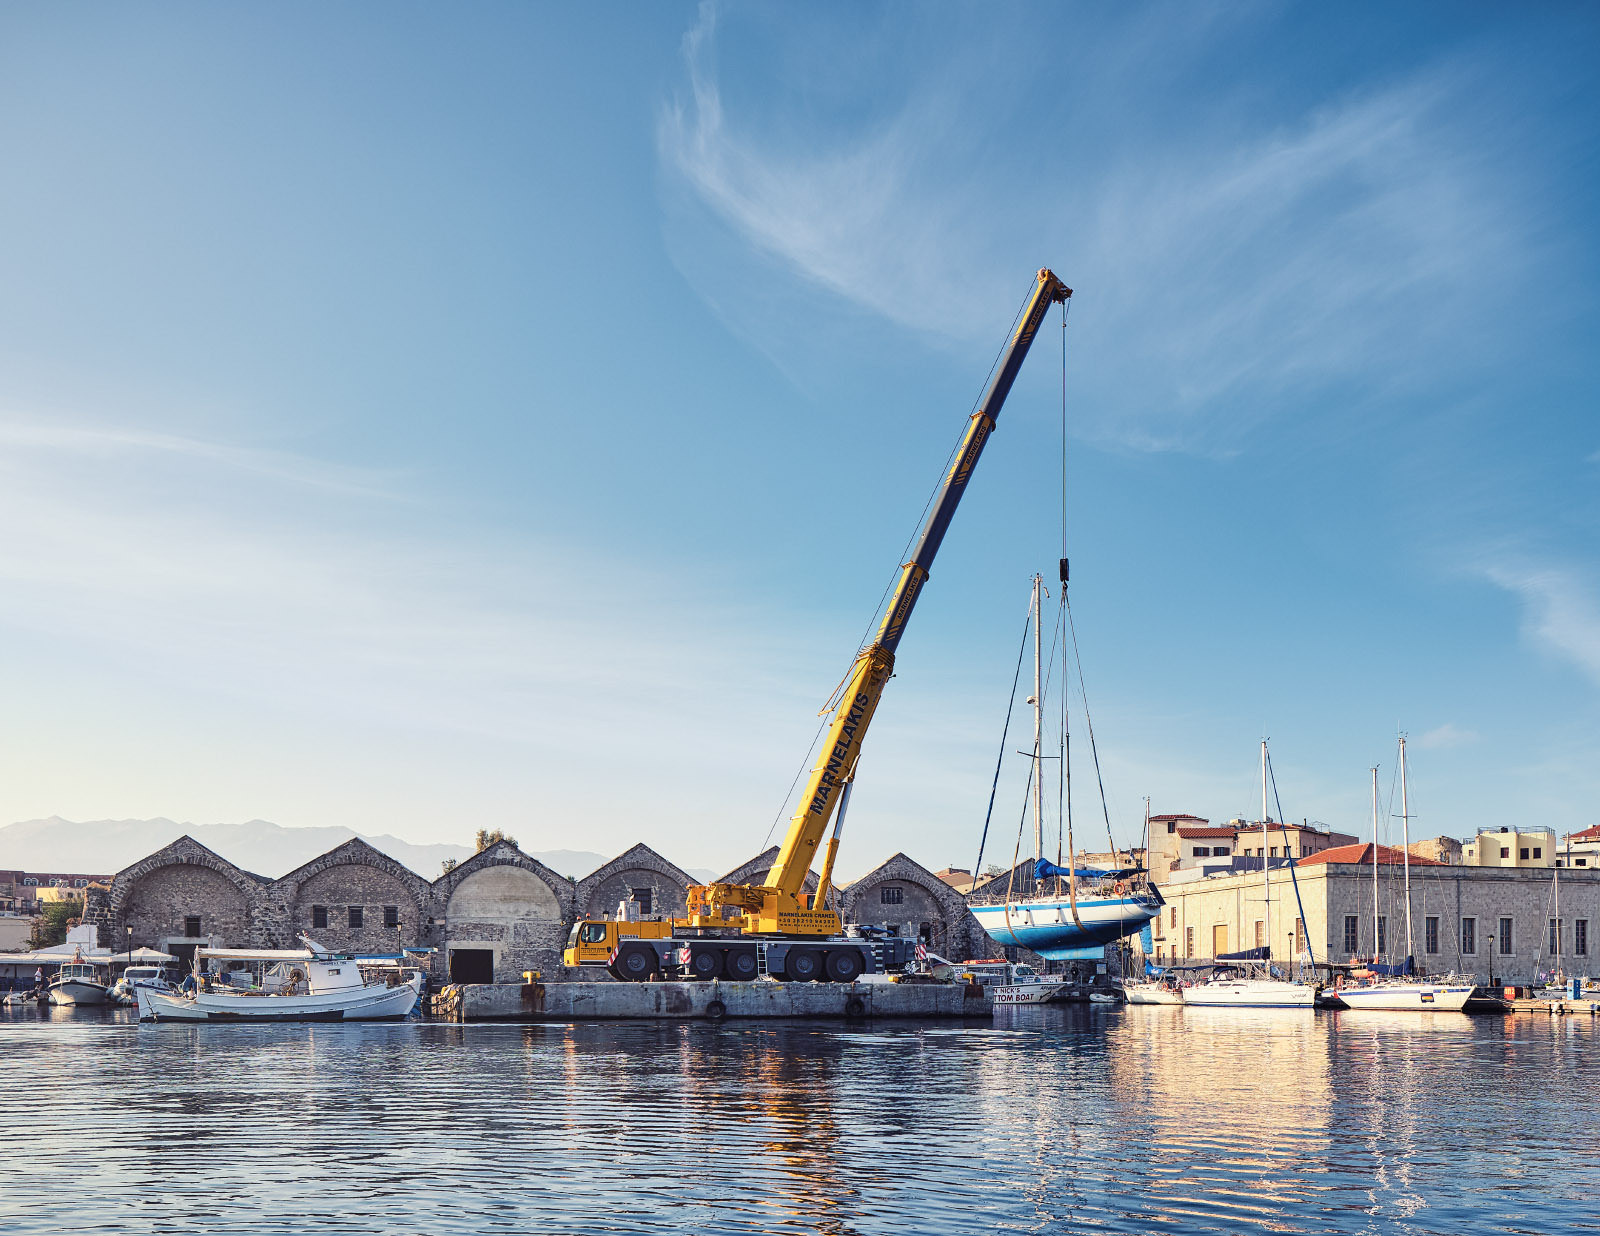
962, 959, 1071, 1005
48, 959, 110, 1006
110, 965, 180, 1005
136, 938, 423, 1022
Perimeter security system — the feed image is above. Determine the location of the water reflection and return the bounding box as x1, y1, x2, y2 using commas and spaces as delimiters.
0, 1004, 1595, 1234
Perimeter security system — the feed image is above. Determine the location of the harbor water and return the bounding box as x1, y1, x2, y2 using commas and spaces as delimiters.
1, 1004, 1594, 1234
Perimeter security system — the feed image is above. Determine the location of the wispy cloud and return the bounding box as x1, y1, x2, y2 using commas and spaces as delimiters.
1417, 722, 1479, 750
658, 10, 1539, 451
1482, 562, 1600, 688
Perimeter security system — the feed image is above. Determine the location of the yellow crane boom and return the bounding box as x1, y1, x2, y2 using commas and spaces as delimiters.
686, 268, 1072, 937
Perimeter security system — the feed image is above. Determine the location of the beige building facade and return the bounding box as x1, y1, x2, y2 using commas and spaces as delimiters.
1145, 856, 1598, 984
1462, 828, 1558, 868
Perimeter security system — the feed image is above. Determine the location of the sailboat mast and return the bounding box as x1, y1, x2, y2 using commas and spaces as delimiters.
1030, 573, 1044, 864
1555, 836, 1562, 979
1399, 736, 1414, 968
1261, 740, 1270, 959
1371, 766, 1379, 964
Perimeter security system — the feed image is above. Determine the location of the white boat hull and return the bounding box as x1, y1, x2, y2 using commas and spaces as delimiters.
1182, 978, 1316, 1008
1335, 983, 1475, 1012
992, 982, 1069, 1005
136, 977, 422, 1022
48, 979, 109, 1006
1123, 983, 1184, 1006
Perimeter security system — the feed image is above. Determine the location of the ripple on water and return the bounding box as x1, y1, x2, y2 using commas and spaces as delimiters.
0, 1005, 1595, 1234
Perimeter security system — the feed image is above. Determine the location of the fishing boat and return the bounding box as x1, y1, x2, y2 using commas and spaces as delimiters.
110, 965, 180, 1006
1181, 742, 1316, 1010
47, 957, 110, 1006
960, 958, 1071, 1005
1122, 981, 1183, 1006
136, 937, 423, 1022
968, 574, 1162, 959
1335, 741, 1478, 1013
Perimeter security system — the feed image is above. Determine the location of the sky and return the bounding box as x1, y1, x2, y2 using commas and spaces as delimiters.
0, 3, 1596, 881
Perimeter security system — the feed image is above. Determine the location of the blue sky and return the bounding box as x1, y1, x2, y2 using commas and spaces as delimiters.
0, 4, 1595, 879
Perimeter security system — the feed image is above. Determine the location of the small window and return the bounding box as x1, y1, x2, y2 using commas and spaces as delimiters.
1269, 847, 1279, 858
1532, 847, 1542, 859
1549, 919, 1560, 956
880, 886, 904, 905
1192, 846, 1210, 858
1377, 916, 1387, 956
630, 888, 653, 916
1214, 845, 1229, 856
1425, 916, 1439, 954
311, 905, 328, 930
1498, 918, 1513, 954
23, 877, 36, 886
1170, 907, 1177, 927
1578, 858, 1588, 867
348, 906, 363, 930
1462, 917, 1476, 955
1519, 848, 1529, 860
1500, 848, 1511, 859
1343, 916, 1359, 955
383, 905, 399, 929
1254, 920, 1264, 948
184, 916, 201, 938
74, 879, 88, 888
1166, 822, 1175, 834
1577, 920, 1589, 957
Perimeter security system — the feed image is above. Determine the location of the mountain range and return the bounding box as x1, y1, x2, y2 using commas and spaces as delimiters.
0, 817, 658, 882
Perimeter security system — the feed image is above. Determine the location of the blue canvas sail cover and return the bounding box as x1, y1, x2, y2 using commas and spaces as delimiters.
1033, 859, 1138, 881
1369, 957, 1415, 976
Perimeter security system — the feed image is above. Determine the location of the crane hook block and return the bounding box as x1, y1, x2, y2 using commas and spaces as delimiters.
1059, 557, 1069, 584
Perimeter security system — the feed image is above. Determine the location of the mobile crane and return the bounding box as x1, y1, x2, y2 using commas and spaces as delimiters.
563, 269, 1073, 982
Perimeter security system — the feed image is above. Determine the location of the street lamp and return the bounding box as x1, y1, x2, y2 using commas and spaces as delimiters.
125, 924, 132, 969
1486, 933, 1495, 988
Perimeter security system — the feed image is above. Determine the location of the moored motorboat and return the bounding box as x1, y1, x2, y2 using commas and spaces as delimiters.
136, 938, 423, 1023
1123, 979, 1184, 1005
48, 961, 110, 1006
961, 959, 1072, 1005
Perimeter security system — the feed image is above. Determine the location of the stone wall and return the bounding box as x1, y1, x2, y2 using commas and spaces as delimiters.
435, 842, 573, 981
279, 839, 431, 955
841, 853, 986, 962
575, 844, 693, 921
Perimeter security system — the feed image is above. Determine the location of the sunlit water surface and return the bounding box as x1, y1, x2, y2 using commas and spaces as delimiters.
1, 1004, 1593, 1234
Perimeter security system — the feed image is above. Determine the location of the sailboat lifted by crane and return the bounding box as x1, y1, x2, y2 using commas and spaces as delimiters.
967, 573, 1163, 960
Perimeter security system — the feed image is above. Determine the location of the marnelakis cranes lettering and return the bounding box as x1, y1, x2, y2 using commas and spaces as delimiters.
563, 269, 1073, 984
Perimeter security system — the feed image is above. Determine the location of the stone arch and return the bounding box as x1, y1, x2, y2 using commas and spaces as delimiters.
434, 841, 574, 981
840, 853, 983, 961
574, 843, 694, 921
272, 838, 433, 954
108, 836, 266, 950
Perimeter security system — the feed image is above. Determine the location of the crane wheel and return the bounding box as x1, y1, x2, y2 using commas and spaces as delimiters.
825, 949, 864, 983
724, 949, 758, 982
784, 948, 822, 983
687, 948, 720, 981
612, 943, 658, 983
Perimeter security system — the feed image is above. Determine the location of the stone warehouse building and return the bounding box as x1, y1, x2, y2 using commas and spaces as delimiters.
83, 836, 1004, 983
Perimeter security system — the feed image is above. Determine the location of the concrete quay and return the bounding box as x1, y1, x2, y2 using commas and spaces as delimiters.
442, 979, 992, 1022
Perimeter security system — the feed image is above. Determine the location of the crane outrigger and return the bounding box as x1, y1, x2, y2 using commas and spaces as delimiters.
564, 269, 1072, 982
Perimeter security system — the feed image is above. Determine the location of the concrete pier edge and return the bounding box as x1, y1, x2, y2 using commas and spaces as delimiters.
450, 979, 992, 1022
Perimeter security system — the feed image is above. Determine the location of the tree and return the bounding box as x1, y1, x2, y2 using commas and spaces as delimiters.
440, 857, 458, 875
29, 898, 83, 949
474, 828, 517, 853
